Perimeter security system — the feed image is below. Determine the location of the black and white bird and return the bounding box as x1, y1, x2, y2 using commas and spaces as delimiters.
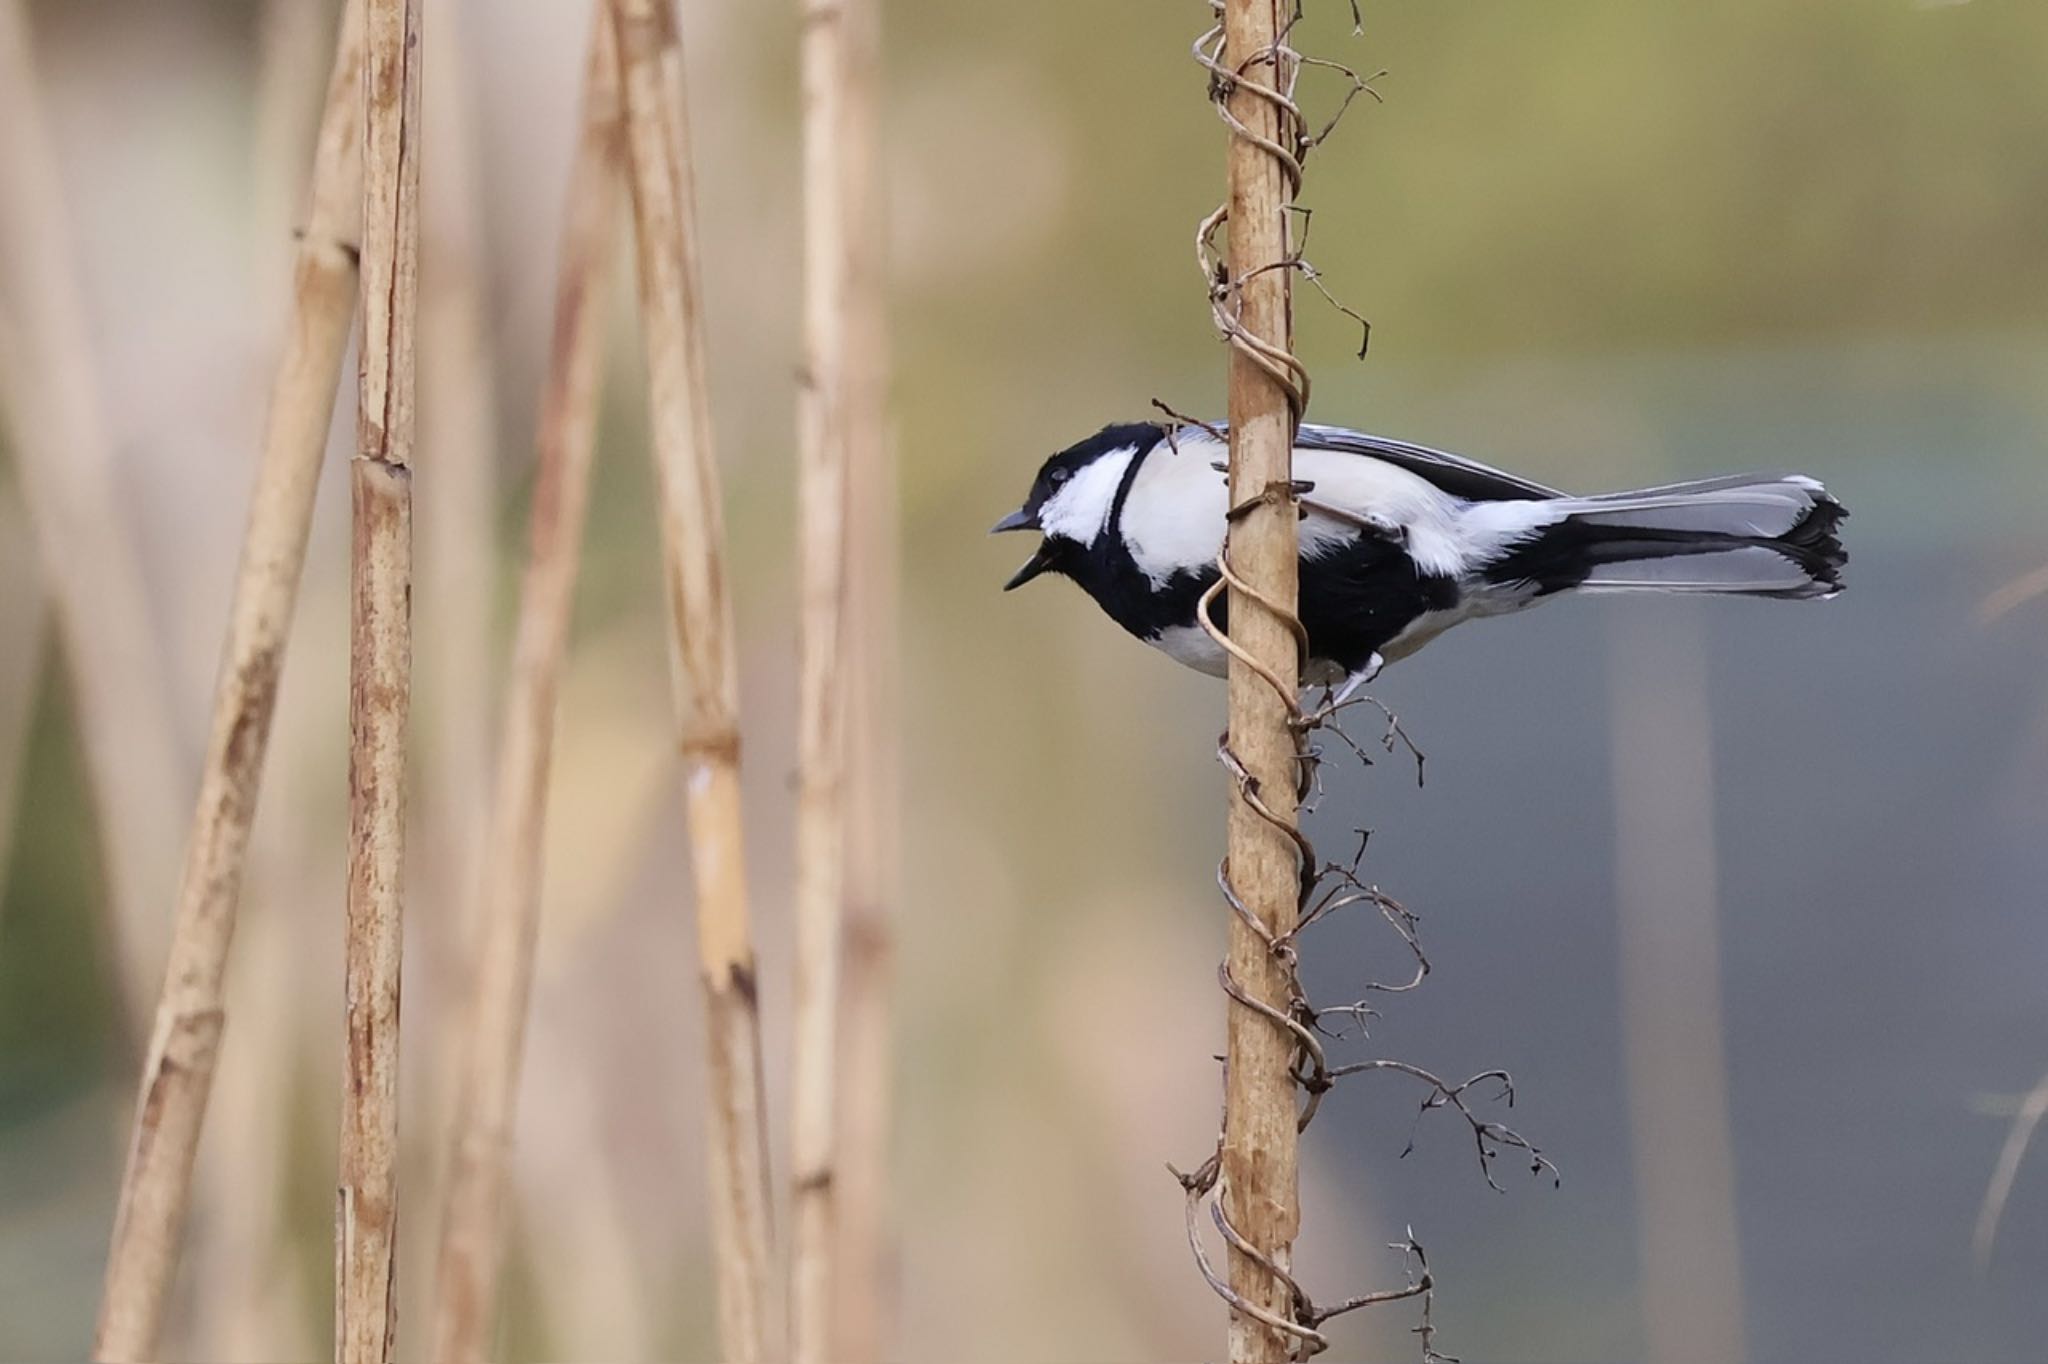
994, 421, 1846, 697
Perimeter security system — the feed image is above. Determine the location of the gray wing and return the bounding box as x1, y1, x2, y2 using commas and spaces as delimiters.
1297, 423, 1564, 502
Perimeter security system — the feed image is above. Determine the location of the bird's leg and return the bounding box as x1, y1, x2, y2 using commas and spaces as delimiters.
1330, 653, 1384, 708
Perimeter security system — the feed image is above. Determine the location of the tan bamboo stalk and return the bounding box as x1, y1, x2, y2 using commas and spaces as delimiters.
789, 0, 856, 1355
337, 0, 420, 1358
609, 1, 780, 1357
428, 13, 624, 1360
0, 0, 191, 1019
1217, 0, 1304, 1359
89, 5, 367, 1357
829, 0, 896, 1353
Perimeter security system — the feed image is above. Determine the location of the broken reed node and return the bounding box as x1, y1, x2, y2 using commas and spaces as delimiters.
1177, 5, 1553, 1361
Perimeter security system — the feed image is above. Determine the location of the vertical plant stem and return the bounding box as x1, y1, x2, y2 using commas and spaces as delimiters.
790, 0, 855, 1356
610, 0, 780, 1357
89, 5, 367, 1358
186, 902, 321, 1364
1609, 612, 1747, 1364
338, 0, 419, 1359
0, 0, 192, 1020
428, 11, 624, 1361
418, 0, 501, 931
0, 482, 44, 918
1218, 1, 1302, 1360
830, 0, 896, 1352
252, 0, 333, 289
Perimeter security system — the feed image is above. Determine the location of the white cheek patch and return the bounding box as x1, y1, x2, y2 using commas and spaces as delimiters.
1037, 447, 1135, 545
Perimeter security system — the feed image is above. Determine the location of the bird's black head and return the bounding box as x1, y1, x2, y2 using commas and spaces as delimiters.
992, 422, 1163, 591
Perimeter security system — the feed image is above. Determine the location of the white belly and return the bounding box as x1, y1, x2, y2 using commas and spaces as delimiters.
1150, 624, 1365, 687
1150, 624, 1229, 677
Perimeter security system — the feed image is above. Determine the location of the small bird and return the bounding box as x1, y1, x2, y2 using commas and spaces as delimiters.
994, 421, 1846, 697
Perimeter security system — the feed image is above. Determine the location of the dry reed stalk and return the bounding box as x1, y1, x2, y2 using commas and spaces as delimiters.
337, 0, 420, 1358
89, 5, 368, 1358
418, 0, 500, 933
1217, 0, 1304, 1359
0, 481, 44, 914
1974, 1066, 2048, 1269
428, 12, 625, 1360
185, 902, 321, 1364
252, 0, 333, 288
828, 0, 897, 1354
831, 443, 897, 1361
1610, 614, 1747, 1364
0, 0, 191, 1019
610, 0, 780, 1356
789, 0, 859, 1355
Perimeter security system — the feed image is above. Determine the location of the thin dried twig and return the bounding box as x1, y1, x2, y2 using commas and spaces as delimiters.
610, 0, 781, 1357
428, 11, 624, 1362
0, 0, 191, 1022
86, 5, 367, 1358
337, 0, 420, 1358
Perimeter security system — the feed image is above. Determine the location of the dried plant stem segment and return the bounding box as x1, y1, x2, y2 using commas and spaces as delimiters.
428, 12, 624, 1362
790, 0, 858, 1355
91, 5, 367, 1359
1218, 0, 1305, 1359
0, 0, 189, 1021
338, 0, 419, 1360
830, 0, 895, 1352
609, 1, 781, 1359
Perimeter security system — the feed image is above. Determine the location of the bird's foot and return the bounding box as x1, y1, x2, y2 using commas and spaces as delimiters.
1330, 654, 1384, 708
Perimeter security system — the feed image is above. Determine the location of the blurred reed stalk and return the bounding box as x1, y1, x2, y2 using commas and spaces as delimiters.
0, 0, 191, 1021
184, 901, 320, 1364
337, 0, 420, 1358
789, 0, 860, 1353
0, 481, 42, 913
830, 0, 897, 1351
1216, 0, 1305, 1359
252, 0, 334, 287
410, 8, 503, 1326
428, 11, 624, 1360
611, 0, 781, 1356
89, 4, 367, 1358
1972, 1066, 2048, 1270
1608, 610, 1747, 1364
418, 0, 500, 944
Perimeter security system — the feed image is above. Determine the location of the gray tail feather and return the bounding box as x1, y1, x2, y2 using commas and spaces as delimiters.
1485, 475, 1848, 600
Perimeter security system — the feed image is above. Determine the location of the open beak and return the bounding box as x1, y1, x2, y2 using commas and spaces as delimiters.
1002, 542, 1056, 592
993, 507, 1053, 591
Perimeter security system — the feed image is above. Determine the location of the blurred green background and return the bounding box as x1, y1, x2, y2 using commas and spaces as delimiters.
2, 0, 2046, 1360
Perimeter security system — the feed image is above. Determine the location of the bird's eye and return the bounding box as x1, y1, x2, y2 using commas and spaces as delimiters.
1049, 468, 1070, 485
